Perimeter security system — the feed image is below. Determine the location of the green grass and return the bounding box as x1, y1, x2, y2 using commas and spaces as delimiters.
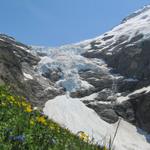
0, 86, 107, 150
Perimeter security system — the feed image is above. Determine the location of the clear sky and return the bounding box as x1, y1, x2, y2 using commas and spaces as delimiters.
0, 0, 150, 46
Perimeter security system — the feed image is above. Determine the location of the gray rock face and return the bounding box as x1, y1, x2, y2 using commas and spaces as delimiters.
114, 101, 135, 124
79, 69, 113, 92
83, 39, 150, 88
41, 67, 62, 82
70, 88, 95, 98
0, 35, 63, 107
100, 109, 119, 123
86, 103, 119, 123
105, 41, 150, 83
95, 89, 112, 101
0, 41, 23, 87
128, 92, 150, 133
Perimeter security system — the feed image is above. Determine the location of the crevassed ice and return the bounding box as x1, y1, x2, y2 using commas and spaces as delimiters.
33, 45, 108, 92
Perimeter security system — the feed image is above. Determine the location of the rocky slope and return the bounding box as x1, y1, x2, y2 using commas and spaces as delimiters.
0, 34, 63, 107
1, 5, 150, 150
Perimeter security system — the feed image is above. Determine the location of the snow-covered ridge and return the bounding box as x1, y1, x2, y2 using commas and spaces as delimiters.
122, 5, 150, 22
0, 34, 16, 41
77, 5, 150, 54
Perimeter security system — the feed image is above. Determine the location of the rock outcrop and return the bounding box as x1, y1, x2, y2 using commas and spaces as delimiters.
0, 34, 63, 107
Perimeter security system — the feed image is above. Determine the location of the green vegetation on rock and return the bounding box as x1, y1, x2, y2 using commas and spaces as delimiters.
0, 86, 107, 150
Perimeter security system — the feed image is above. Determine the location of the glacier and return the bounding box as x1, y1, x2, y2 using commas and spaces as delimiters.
30, 4, 150, 150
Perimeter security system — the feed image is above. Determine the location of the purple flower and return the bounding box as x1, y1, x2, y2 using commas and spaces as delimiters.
40, 112, 45, 116
26, 97, 30, 102
9, 135, 25, 142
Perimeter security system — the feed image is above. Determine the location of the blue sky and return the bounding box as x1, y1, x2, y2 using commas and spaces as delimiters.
0, 0, 150, 46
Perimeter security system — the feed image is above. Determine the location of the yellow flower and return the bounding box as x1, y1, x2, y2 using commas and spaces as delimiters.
36, 116, 47, 125
103, 146, 107, 150
8, 96, 15, 102
25, 106, 32, 113
21, 101, 28, 107
78, 131, 89, 142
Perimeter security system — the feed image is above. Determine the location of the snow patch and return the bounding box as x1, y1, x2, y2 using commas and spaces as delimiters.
117, 85, 150, 103
23, 72, 33, 80
13, 44, 31, 53
0, 38, 5, 42
44, 95, 150, 150
43, 95, 110, 142
80, 93, 98, 101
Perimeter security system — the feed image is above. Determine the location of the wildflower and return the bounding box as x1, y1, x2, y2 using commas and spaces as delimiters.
36, 116, 47, 125
26, 97, 30, 101
8, 96, 15, 102
21, 101, 28, 107
40, 112, 45, 116
77, 131, 89, 142
25, 106, 32, 113
9, 135, 25, 142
